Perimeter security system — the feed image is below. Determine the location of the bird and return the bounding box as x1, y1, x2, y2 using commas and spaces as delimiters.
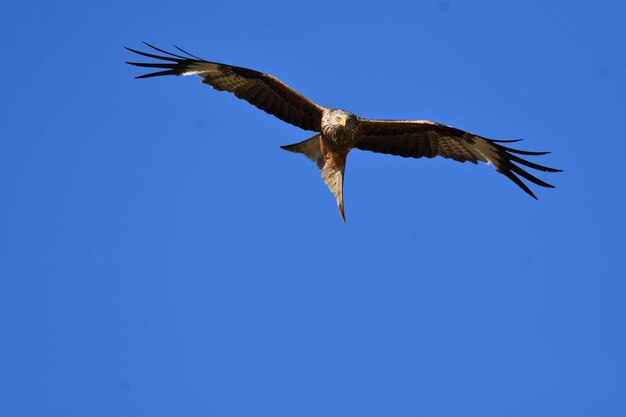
126, 42, 560, 222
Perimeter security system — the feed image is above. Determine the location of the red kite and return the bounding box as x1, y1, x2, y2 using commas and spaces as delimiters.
127, 43, 560, 222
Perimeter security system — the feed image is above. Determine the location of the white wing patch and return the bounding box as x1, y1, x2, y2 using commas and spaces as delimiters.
476, 149, 494, 167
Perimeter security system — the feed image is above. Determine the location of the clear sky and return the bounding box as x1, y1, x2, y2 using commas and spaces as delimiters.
1, 1, 625, 416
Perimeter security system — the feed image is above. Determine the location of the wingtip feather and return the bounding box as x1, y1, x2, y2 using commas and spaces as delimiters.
499, 169, 539, 199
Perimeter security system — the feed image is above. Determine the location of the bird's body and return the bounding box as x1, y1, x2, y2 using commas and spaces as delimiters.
283, 109, 358, 221
126, 43, 560, 222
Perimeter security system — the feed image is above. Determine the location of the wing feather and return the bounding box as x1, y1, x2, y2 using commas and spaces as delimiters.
355, 119, 561, 199
126, 42, 325, 132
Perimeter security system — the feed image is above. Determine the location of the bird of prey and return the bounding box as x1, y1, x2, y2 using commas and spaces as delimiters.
126, 43, 560, 222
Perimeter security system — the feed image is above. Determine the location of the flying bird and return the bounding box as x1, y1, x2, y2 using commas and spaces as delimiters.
126, 43, 560, 222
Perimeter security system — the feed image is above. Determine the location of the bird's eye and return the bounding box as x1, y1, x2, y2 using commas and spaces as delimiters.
335, 116, 342, 122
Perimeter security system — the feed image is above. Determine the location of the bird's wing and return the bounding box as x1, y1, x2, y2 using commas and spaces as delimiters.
355, 119, 561, 199
126, 43, 325, 132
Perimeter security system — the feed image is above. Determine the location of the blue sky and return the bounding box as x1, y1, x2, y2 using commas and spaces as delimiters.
1, 0, 625, 416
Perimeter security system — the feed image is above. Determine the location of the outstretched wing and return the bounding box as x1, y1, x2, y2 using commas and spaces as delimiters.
355, 119, 561, 199
126, 42, 325, 132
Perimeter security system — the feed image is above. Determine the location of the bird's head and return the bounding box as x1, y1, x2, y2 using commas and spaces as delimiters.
326, 109, 357, 128
322, 109, 358, 144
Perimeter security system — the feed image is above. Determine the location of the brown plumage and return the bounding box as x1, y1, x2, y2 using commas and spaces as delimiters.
126, 43, 561, 222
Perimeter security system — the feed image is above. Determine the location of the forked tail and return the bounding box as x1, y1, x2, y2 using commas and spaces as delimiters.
281, 135, 347, 222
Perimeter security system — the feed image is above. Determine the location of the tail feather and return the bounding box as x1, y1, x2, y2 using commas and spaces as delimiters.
282, 135, 348, 222
281, 134, 324, 168
322, 160, 346, 223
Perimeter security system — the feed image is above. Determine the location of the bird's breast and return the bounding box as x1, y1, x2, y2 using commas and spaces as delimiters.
321, 126, 357, 148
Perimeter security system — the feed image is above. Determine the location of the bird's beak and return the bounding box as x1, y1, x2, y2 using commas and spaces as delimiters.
338, 117, 346, 127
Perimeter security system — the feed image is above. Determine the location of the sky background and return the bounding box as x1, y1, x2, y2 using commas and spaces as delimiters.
1, 0, 625, 416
